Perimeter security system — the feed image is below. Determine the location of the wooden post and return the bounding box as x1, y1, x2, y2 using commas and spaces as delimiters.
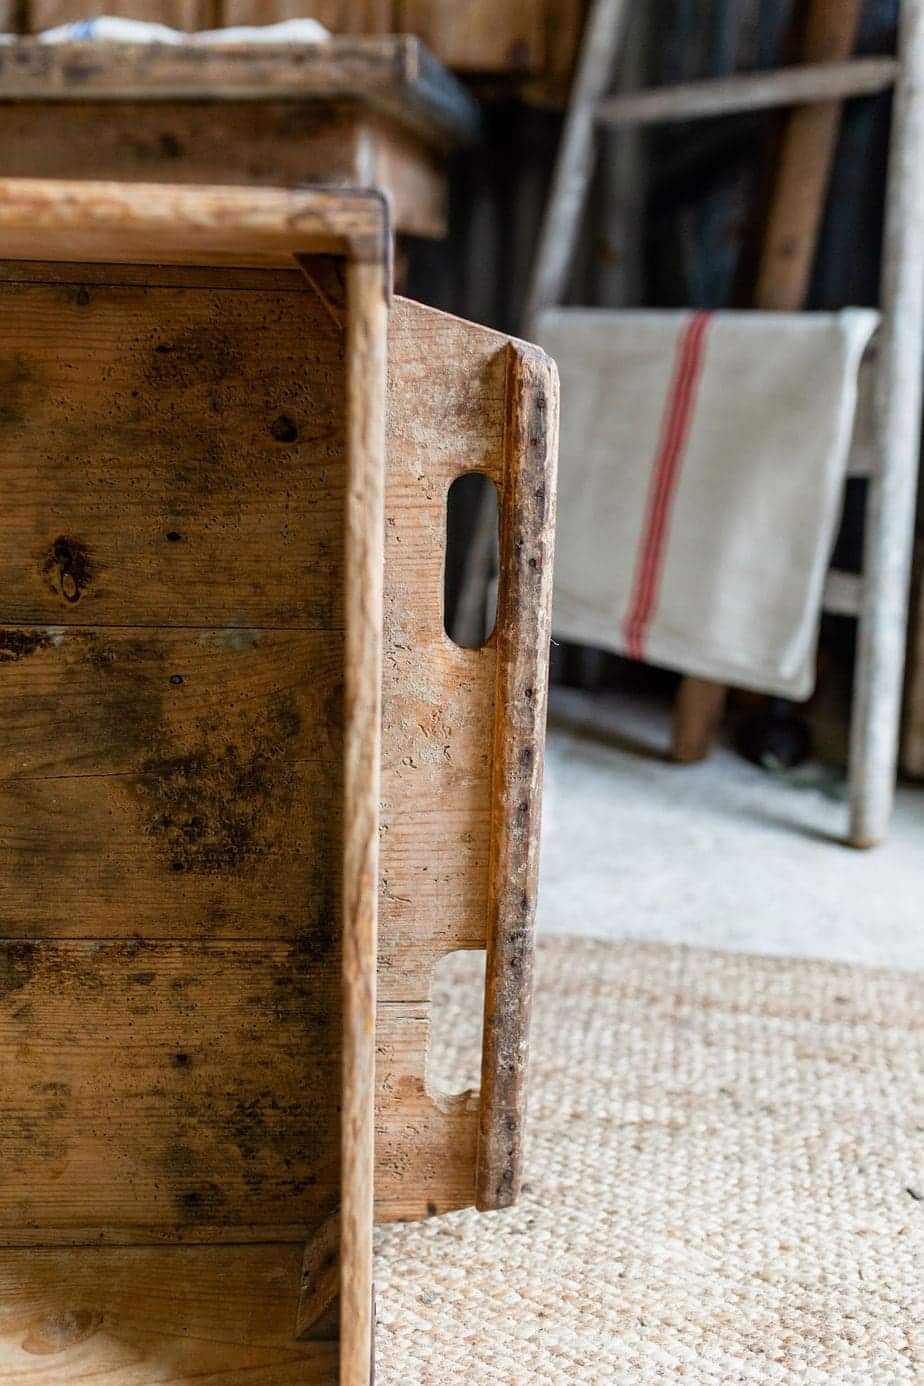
672, 0, 863, 763
848, 0, 924, 846
522, 0, 631, 329
340, 256, 387, 1383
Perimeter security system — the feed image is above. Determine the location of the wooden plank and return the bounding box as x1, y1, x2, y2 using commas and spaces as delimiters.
338, 257, 386, 1386
397, 0, 546, 74
476, 341, 557, 1211
757, 0, 865, 312
595, 57, 898, 127
223, 0, 391, 35
0, 177, 386, 266
0, 102, 447, 237
523, 0, 631, 327
0, 36, 481, 148
0, 626, 341, 937
0, 1244, 336, 1382
0, 270, 347, 629
0, 99, 370, 187
26, 0, 216, 29
0, 939, 339, 1241
849, 0, 924, 844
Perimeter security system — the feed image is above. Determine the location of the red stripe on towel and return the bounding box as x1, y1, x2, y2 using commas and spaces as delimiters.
622, 311, 713, 661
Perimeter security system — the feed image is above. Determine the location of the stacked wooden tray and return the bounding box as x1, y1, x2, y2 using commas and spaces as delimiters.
0, 178, 557, 1384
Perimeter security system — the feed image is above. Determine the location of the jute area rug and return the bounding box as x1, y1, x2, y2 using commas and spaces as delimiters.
374, 937, 923, 1384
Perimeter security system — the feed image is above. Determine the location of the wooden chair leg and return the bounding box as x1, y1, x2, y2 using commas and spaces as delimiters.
671, 677, 727, 762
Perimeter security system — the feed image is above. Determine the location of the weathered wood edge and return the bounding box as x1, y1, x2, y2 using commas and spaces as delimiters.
0, 176, 389, 266
596, 56, 897, 127
295, 1210, 340, 1341
0, 36, 482, 147
337, 256, 387, 1384
848, 0, 924, 845
475, 339, 559, 1212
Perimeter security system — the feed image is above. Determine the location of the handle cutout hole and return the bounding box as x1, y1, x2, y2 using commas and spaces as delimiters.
425, 949, 485, 1100
444, 474, 499, 649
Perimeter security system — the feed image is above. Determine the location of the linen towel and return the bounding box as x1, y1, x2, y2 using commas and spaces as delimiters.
537, 307, 878, 699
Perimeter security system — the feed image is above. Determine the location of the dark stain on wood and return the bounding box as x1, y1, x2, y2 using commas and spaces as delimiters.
0, 941, 35, 999
41, 536, 96, 605
0, 628, 53, 662
137, 737, 293, 877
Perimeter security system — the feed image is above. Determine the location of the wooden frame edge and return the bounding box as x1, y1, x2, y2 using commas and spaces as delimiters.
0, 177, 390, 268
337, 254, 388, 1384
475, 340, 559, 1213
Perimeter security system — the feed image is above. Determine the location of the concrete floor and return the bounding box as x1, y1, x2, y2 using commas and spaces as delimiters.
538, 684, 924, 969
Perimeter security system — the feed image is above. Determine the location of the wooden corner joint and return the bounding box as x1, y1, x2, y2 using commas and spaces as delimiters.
329, 186, 393, 292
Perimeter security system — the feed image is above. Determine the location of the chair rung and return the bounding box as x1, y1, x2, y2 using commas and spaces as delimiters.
596, 58, 897, 128
823, 569, 863, 617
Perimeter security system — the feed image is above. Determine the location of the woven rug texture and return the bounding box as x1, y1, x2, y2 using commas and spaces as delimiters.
374, 937, 924, 1384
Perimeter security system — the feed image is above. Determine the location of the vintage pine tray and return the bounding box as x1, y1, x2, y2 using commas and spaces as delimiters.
0, 177, 557, 1385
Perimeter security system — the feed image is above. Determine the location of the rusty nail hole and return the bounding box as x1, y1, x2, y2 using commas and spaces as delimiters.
166, 531, 182, 543
169, 674, 184, 686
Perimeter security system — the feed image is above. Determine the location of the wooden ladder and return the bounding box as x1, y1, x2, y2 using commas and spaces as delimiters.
522, 0, 924, 846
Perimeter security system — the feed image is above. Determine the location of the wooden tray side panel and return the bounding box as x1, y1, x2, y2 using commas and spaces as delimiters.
0, 262, 346, 1251
375, 298, 556, 1222
0, 1244, 337, 1382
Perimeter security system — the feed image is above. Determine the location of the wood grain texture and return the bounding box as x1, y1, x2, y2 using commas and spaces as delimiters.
476, 341, 557, 1211
223, 0, 390, 35
0, 1244, 336, 1382
0, 36, 481, 147
398, 0, 546, 73
295, 1210, 340, 1339
0, 102, 450, 238
0, 939, 339, 1241
0, 269, 345, 628
0, 626, 341, 937
26, 0, 216, 28
0, 240, 556, 1383
339, 257, 386, 1386
375, 299, 557, 1220
0, 177, 387, 267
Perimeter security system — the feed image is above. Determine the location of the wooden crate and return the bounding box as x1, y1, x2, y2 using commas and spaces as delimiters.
5, 1, 586, 88
0, 37, 480, 239
0, 178, 557, 1384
